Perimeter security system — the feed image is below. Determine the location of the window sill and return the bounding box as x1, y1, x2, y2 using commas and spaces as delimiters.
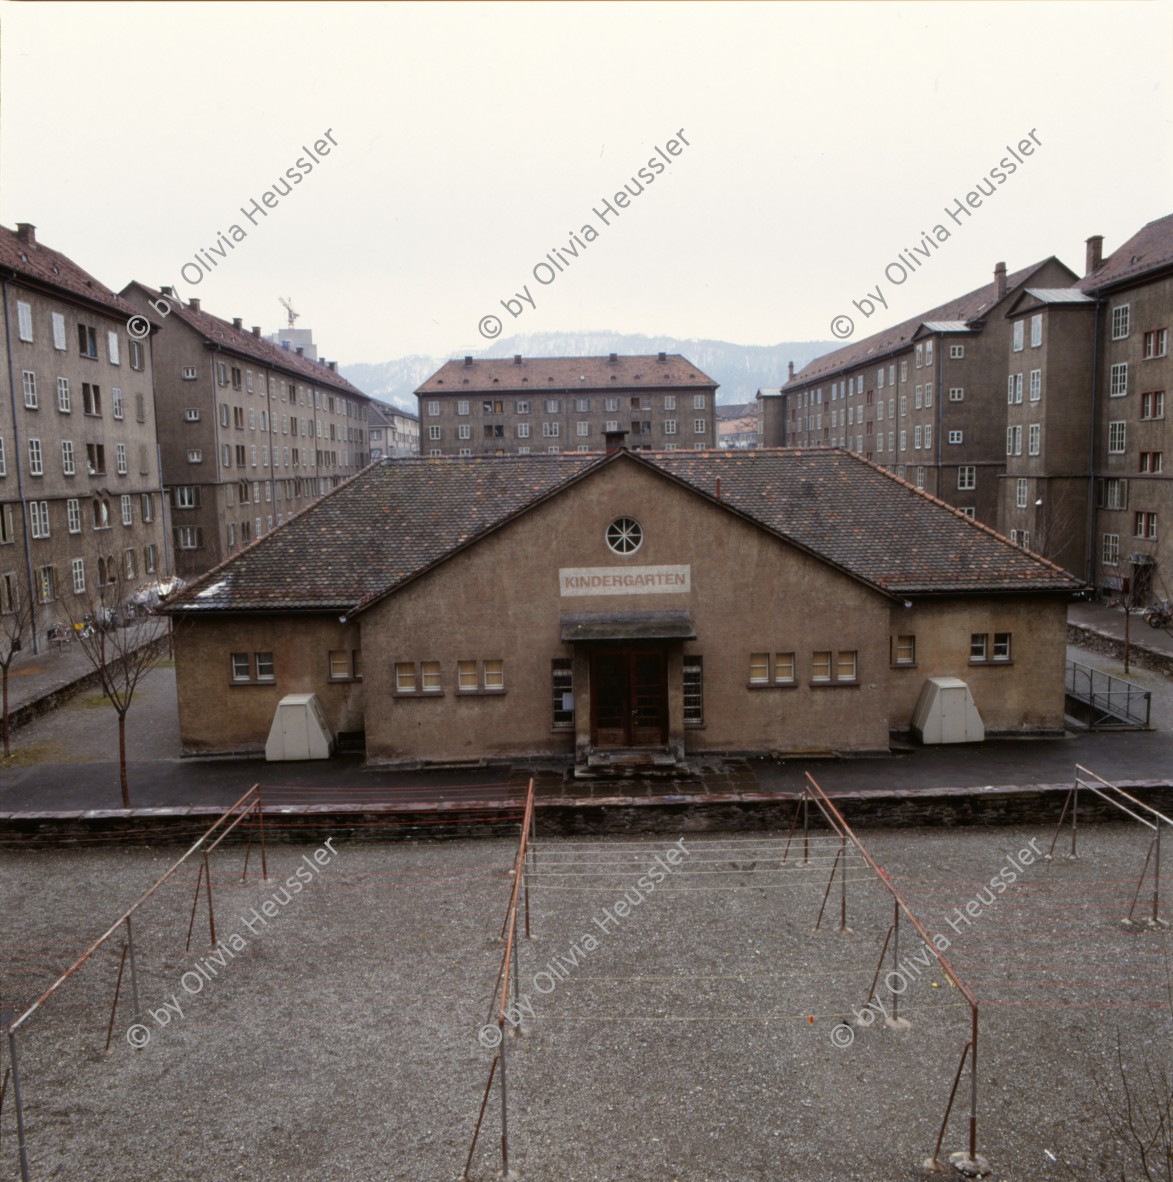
891, 662, 918, 670
456, 689, 507, 697
747, 681, 797, 690
393, 691, 445, 699
229, 680, 276, 687
969, 660, 1013, 667
328, 676, 363, 684
811, 680, 860, 689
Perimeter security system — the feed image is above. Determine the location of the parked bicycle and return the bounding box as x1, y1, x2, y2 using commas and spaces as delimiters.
1143, 599, 1173, 629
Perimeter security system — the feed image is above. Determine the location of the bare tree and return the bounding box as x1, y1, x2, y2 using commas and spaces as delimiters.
62, 565, 170, 808
0, 572, 36, 757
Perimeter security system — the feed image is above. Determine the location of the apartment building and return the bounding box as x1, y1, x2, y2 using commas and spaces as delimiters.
368, 399, 419, 458
1083, 215, 1173, 601
121, 283, 371, 579
765, 258, 1078, 530
0, 223, 168, 649
414, 354, 718, 455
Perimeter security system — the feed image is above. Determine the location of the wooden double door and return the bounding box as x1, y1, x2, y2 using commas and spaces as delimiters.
589, 648, 668, 748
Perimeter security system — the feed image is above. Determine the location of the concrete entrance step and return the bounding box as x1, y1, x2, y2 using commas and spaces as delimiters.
577, 749, 693, 780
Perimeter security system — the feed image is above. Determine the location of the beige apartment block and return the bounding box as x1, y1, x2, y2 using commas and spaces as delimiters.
415, 354, 718, 455
120, 283, 371, 580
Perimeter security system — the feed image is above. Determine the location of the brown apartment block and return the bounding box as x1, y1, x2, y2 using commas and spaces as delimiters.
765, 213, 1173, 589
414, 354, 718, 455
164, 448, 1079, 765
1082, 217, 1173, 603
121, 283, 371, 579
763, 256, 1079, 545
0, 224, 167, 650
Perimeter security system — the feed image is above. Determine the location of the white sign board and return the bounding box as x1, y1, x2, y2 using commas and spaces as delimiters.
558, 565, 691, 597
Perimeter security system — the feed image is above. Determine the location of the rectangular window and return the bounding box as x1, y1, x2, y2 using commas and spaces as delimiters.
22, 370, 37, 409
517, 423, 531, 439
55, 376, 71, 413
457, 659, 478, 691
1143, 328, 1168, 359
749, 653, 769, 684
1030, 314, 1042, 348
1140, 452, 1163, 473
545, 399, 561, 413
121, 494, 133, 526
693, 418, 706, 434
129, 339, 144, 371
1028, 424, 1040, 456
29, 500, 50, 538
914, 425, 922, 450
174, 485, 200, 509
67, 498, 81, 533
774, 652, 796, 684
124, 548, 137, 579
1016, 478, 1028, 508
78, 324, 97, 357
329, 650, 354, 680
421, 660, 442, 692
949, 387, 964, 402
1102, 533, 1120, 565
427, 425, 441, 441
1108, 421, 1126, 454
992, 633, 1012, 661
682, 656, 703, 725
28, 438, 42, 476
837, 651, 858, 681
542, 421, 560, 437
1112, 305, 1130, 339
811, 651, 832, 683
915, 386, 923, 410
83, 383, 101, 415
1141, 391, 1165, 420
915, 344, 924, 369
175, 526, 203, 550
1109, 363, 1128, 397
693, 394, 706, 410
899, 430, 907, 452
145, 544, 157, 574
107, 331, 120, 365
664, 395, 677, 411
16, 301, 33, 341
899, 395, 907, 417
1012, 321, 1024, 351
1029, 370, 1041, 401
37, 565, 55, 604
254, 652, 275, 681
1134, 511, 1158, 540
552, 659, 574, 728
969, 634, 988, 661
893, 635, 916, 665
116, 442, 128, 474
182, 366, 198, 381
483, 659, 504, 690
52, 312, 66, 350
427, 401, 440, 416
948, 430, 964, 445
231, 653, 251, 682
71, 557, 86, 595
1006, 426, 1022, 456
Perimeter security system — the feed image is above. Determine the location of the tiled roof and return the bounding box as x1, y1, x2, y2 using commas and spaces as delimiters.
783, 258, 1072, 389
122, 281, 368, 398
1081, 212, 1173, 293
166, 449, 1080, 615
652, 450, 1080, 595
415, 354, 718, 395
167, 455, 596, 613
0, 223, 140, 320
368, 399, 418, 427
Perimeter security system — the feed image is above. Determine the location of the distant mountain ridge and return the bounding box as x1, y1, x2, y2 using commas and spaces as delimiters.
340, 332, 834, 410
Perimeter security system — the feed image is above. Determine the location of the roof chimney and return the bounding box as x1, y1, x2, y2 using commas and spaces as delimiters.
788, 360, 795, 380
657, 351, 667, 363
160, 286, 173, 297
189, 297, 200, 312
604, 429, 629, 454
15, 223, 36, 246
513, 354, 522, 365
328, 361, 337, 372
609, 352, 618, 364
296, 346, 304, 356
233, 317, 243, 330
993, 261, 1007, 299
464, 355, 473, 367
251, 325, 261, 337
1086, 234, 1104, 275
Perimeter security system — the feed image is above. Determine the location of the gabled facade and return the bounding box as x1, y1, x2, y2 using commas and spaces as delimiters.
0, 223, 167, 648
415, 354, 719, 455
120, 282, 372, 579
165, 449, 1080, 766
368, 399, 419, 458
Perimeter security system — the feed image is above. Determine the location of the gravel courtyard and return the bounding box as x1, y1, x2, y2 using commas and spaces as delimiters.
1, 821, 1170, 1181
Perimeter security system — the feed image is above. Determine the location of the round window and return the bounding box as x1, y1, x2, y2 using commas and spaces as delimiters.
605, 516, 643, 555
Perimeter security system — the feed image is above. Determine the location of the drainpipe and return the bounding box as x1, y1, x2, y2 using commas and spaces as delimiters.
935, 333, 944, 491
1085, 299, 1102, 588
1, 278, 40, 653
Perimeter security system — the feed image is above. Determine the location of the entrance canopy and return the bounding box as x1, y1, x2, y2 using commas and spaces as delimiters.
560, 610, 696, 643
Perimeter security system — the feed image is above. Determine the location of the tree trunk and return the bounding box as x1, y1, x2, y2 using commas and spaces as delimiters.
2, 666, 9, 757
119, 711, 130, 808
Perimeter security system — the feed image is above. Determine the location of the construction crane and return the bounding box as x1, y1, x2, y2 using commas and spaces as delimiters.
279, 297, 300, 329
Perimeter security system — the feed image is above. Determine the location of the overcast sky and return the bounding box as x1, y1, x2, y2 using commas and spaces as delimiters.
3, 1, 1170, 366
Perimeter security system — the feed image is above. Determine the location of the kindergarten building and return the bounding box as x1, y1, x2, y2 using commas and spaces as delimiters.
164, 446, 1082, 768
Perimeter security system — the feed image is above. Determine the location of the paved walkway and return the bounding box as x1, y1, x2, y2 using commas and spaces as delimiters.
2, 608, 1171, 816
1068, 599, 1173, 654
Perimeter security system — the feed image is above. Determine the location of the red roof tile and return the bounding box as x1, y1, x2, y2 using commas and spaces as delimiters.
1080, 212, 1173, 293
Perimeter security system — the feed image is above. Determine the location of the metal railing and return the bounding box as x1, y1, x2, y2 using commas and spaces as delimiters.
1065, 659, 1152, 728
